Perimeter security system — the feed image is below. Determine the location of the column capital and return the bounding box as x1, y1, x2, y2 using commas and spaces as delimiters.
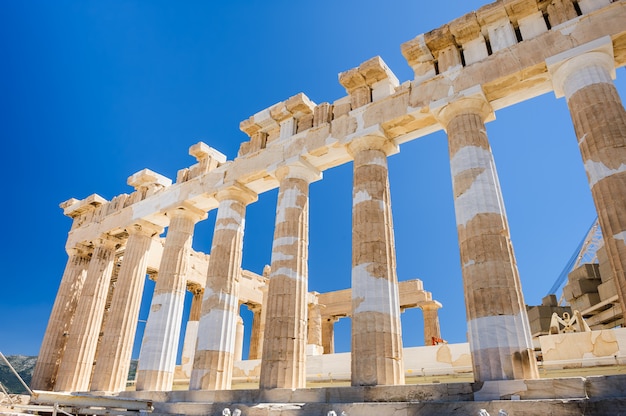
216, 183, 258, 206
347, 134, 399, 157
247, 302, 262, 313
126, 220, 164, 238
166, 203, 207, 223
431, 85, 494, 128
546, 36, 615, 99
274, 158, 322, 183
420, 301, 443, 311
66, 243, 91, 257
92, 233, 124, 250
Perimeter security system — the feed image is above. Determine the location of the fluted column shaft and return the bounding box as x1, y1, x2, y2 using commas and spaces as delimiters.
54, 236, 119, 392
136, 207, 204, 391
248, 304, 262, 360
550, 46, 626, 313
349, 136, 404, 387
438, 94, 538, 382
421, 304, 442, 346
259, 164, 319, 389
180, 289, 203, 379
90, 223, 160, 392
190, 186, 256, 390
234, 316, 244, 361
322, 317, 338, 354
307, 301, 323, 355
31, 249, 90, 391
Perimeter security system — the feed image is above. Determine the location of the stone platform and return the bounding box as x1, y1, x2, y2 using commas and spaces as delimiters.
118, 374, 626, 415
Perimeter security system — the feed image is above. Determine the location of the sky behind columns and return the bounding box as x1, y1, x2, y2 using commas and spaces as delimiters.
1, 1, 625, 358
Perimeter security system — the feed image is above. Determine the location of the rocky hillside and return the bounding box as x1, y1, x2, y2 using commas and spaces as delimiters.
0, 355, 36, 394
0, 357, 139, 393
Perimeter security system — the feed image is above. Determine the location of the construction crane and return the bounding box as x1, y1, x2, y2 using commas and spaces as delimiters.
546, 217, 602, 300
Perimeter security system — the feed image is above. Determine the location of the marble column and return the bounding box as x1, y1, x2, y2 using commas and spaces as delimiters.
548, 38, 626, 314
307, 297, 323, 356
321, 317, 339, 354
90, 222, 161, 392
348, 135, 404, 387
434, 89, 538, 382
31, 247, 90, 391
190, 185, 256, 391
421, 303, 442, 346
234, 316, 244, 362
247, 304, 263, 360
136, 206, 206, 391
54, 235, 120, 392
180, 288, 203, 379
259, 162, 320, 389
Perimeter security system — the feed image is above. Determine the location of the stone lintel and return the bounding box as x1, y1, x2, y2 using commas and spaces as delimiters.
189, 142, 227, 164
546, 36, 615, 98
62, 2, 626, 249
431, 85, 495, 127
319, 279, 439, 320
127, 168, 172, 190
62, 194, 107, 218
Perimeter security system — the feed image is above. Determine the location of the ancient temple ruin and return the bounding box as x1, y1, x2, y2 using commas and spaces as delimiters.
27, 0, 626, 413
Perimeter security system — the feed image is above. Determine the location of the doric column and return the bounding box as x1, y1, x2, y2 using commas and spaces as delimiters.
90, 222, 162, 392
321, 317, 339, 354
548, 38, 626, 315
433, 87, 538, 382
190, 185, 257, 391
421, 302, 442, 346
306, 295, 323, 356
31, 247, 90, 391
348, 135, 404, 387
54, 235, 121, 392
234, 316, 244, 362
136, 206, 206, 391
259, 161, 321, 389
247, 303, 262, 360
180, 288, 203, 380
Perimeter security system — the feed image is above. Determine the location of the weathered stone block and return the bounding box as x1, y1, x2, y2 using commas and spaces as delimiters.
570, 278, 602, 298
568, 263, 601, 281
569, 292, 601, 312
597, 278, 616, 301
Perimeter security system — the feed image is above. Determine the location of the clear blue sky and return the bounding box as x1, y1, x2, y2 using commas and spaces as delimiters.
1, 1, 624, 359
